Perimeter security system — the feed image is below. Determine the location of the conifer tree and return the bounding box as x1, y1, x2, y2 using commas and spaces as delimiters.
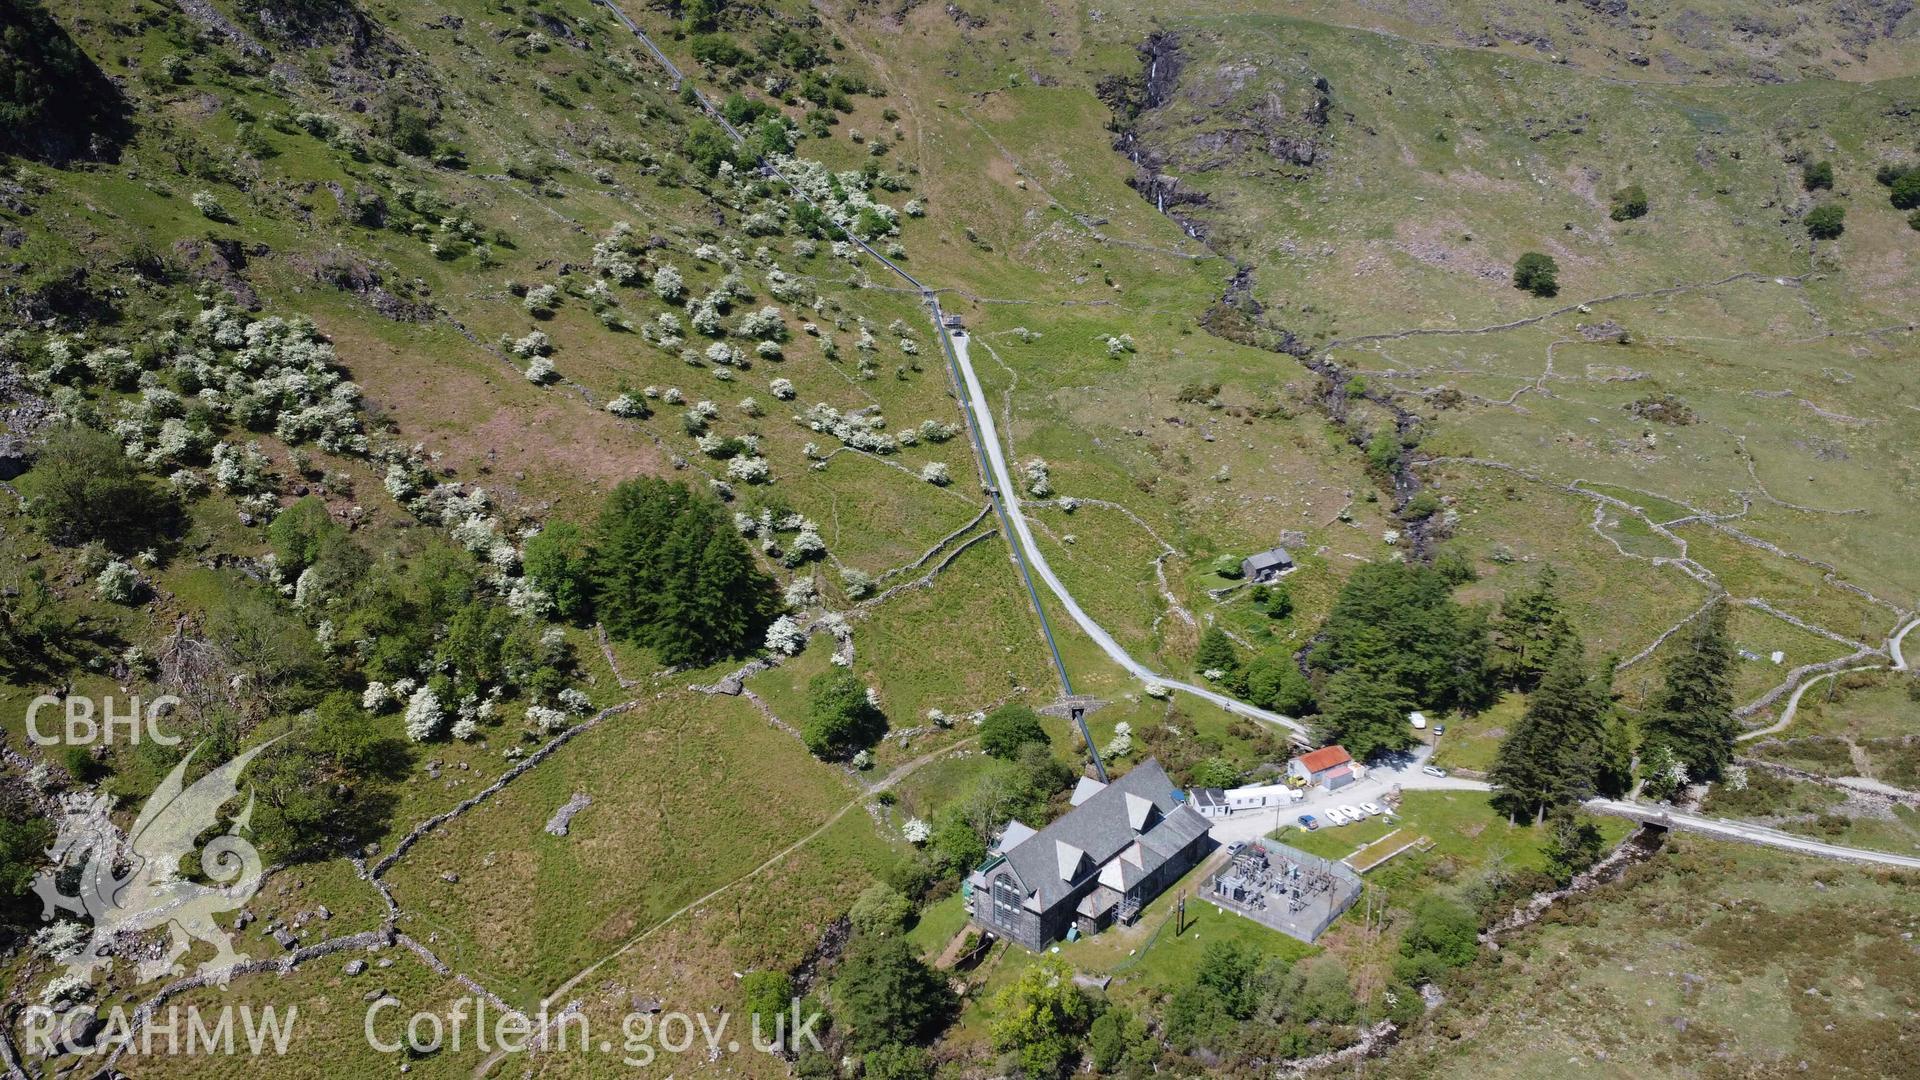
1597, 712, 1635, 797
833, 934, 954, 1052
1491, 567, 1573, 691
645, 504, 716, 663
1489, 639, 1607, 821
1642, 601, 1736, 781
591, 478, 777, 666
1450, 603, 1496, 710
1194, 625, 1240, 674
1317, 661, 1416, 760
1592, 651, 1635, 797
591, 477, 689, 640
682, 527, 779, 665
1309, 561, 1492, 713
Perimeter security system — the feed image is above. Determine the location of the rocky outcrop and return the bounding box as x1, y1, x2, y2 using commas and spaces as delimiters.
1200, 263, 1309, 357
0, 341, 54, 482
1101, 33, 1330, 242
544, 793, 594, 836
171, 237, 263, 310
1101, 33, 1327, 355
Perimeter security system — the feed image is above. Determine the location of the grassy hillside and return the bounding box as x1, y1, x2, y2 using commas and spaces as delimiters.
3, 0, 1918, 1075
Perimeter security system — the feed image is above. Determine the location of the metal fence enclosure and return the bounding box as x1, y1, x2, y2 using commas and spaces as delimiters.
1203, 838, 1363, 943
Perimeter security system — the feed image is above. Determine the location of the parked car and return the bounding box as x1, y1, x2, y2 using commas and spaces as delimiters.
1339, 804, 1366, 820
1434, 724, 1447, 736
1360, 801, 1386, 817
1421, 765, 1448, 778
1324, 807, 1349, 825
1297, 814, 1319, 831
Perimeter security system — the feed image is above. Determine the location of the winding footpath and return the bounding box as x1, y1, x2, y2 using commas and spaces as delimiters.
1736, 615, 1918, 742
1735, 664, 1882, 743
1893, 616, 1918, 671
468, 736, 981, 1079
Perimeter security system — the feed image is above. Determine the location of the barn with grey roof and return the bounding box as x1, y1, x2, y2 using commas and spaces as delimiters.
1240, 545, 1295, 583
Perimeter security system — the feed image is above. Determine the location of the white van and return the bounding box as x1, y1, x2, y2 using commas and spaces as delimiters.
1409, 711, 1428, 730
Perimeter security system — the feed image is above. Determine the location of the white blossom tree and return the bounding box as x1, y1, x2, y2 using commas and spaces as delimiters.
404, 685, 447, 741
765, 615, 807, 655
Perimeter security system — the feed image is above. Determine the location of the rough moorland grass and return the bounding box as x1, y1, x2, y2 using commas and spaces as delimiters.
1026, 503, 1172, 665
1428, 692, 1524, 775
380, 690, 871, 1007
1376, 840, 1920, 1079
1272, 0, 1920, 83
89, 944, 487, 1080
1721, 605, 1854, 705
744, 536, 1061, 768
1438, 463, 1716, 666
1701, 769, 1848, 819
1750, 735, 1860, 777
1777, 804, 1920, 858
538, 810, 899, 1079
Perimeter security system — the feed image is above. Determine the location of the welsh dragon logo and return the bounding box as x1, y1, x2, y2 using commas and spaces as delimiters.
33, 739, 278, 989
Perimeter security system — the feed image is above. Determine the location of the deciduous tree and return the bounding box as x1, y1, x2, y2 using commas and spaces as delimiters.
1542, 806, 1605, 884
1806, 203, 1846, 239
1244, 648, 1316, 715
1512, 252, 1559, 297
21, 424, 178, 551
980, 703, 1048, 759
802, 668, 886, 758
522, 521, 593, 620
990, 955, 1094, 1079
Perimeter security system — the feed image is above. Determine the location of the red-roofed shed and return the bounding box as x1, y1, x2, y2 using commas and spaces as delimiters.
1289, 745, 1354, 788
